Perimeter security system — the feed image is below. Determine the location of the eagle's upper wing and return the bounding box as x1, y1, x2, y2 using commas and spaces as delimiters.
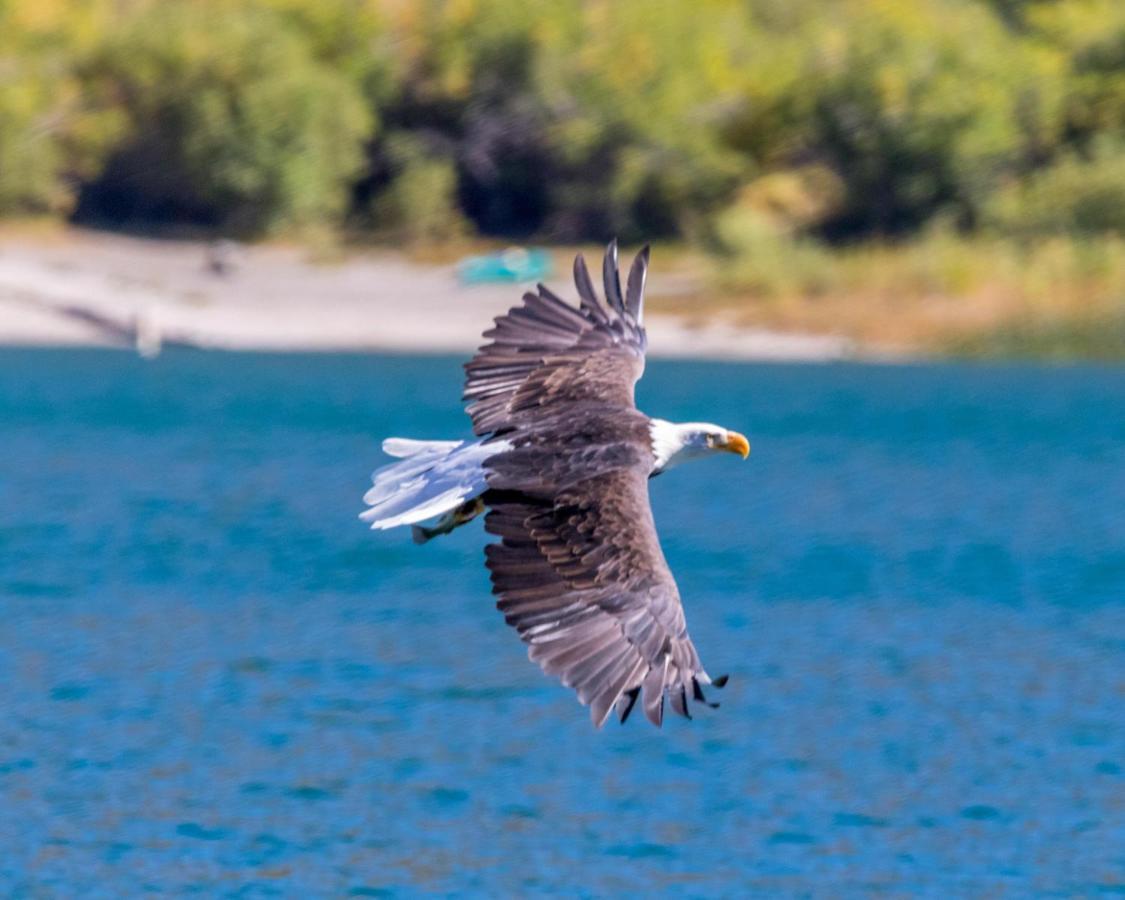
464, 244, 722, 727
463, 241, 648, 436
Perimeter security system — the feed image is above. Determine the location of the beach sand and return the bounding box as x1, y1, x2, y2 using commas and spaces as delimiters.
0, 229, 856, 360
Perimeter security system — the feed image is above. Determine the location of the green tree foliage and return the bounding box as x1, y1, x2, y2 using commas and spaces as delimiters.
721, 0, 1066, 235
986, 139, 1125, 234
76, 1, 373, 233
370, 132, 468, 243
368, 0, 746, 240
1025, 0, 1125, 141
0, 1, 123, 215
1, 0, 1122, 242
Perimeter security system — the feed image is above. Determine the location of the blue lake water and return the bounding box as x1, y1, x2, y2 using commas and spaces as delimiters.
1, 348, 1123, 897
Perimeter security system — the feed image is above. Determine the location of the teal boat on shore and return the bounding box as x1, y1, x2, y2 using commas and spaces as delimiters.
456, 247, 553, 285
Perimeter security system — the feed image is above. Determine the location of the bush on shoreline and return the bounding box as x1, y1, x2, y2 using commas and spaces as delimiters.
665, 229, 1125, 357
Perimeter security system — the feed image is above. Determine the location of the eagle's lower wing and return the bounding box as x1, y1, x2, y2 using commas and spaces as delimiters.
463, 242, 648, 436
483, 426, 721, 728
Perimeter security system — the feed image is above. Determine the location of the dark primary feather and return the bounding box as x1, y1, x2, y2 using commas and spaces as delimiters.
624, 244, 649, 321
464, 243, 719, 727
602, 239, 625, 315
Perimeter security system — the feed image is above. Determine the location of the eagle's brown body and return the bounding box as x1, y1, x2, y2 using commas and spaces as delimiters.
363, 243, 744, 727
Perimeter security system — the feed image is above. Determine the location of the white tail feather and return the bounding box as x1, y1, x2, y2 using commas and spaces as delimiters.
360, 437, 508, 530
382, 437, 460, 459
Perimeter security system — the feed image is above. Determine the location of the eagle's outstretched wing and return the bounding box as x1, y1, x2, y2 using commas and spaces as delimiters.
464, 243, 722, 727
464, 241, 648, 436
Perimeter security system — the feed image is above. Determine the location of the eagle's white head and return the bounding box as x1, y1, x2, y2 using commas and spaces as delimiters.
649, 419, 751, 474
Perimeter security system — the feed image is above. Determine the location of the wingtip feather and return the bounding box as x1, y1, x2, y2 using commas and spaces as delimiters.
602, 239, 625, 315
624, 245, 649, 322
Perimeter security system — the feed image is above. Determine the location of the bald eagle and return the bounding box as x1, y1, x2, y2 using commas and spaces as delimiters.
361, 243, 749, 727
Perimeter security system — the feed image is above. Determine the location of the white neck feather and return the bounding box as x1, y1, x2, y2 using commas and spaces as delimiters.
649, 418, 709, 474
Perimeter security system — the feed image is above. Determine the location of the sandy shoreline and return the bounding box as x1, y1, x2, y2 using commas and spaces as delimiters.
0, 229, 858, 361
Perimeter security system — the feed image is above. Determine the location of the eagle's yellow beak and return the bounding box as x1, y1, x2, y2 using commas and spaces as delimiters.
720, 431, 751, 459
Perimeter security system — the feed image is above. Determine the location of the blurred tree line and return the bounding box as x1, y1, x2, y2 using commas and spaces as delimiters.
2, 0, 1123, 246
